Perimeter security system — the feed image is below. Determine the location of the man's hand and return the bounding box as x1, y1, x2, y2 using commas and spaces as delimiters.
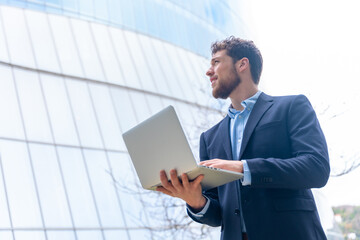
199, 159, 244, 173
156, 169, 206, 211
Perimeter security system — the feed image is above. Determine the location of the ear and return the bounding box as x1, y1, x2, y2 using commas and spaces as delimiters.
236, 57, 249, 73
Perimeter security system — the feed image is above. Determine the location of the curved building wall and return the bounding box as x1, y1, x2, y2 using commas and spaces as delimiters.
0, 1, 247, 239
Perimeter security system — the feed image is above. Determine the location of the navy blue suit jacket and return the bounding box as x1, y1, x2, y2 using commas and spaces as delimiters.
188, 93, 330, 240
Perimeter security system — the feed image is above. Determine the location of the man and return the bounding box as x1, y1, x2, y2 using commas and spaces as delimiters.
156, 36, 330, 240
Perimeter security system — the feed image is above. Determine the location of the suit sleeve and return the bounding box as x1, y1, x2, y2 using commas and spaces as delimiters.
186, 132, 222, 227
246, 95, 330, 189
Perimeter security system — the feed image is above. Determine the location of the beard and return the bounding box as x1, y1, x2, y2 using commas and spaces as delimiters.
212, 68, 241, 99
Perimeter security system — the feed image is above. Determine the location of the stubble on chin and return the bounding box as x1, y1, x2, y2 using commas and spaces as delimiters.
212, 76, 240, 99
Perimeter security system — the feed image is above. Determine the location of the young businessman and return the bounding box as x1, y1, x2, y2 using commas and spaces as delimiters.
156, 36, 330, 240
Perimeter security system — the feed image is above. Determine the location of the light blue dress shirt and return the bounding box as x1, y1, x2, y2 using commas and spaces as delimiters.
188, 91, 262, 232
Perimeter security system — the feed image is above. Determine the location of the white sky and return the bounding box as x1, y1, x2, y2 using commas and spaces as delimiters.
246, 0, 360, 206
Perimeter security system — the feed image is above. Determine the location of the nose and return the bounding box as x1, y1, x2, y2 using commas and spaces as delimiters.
206, 66, 214, 77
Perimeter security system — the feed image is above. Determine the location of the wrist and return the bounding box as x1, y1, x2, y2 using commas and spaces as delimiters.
188, 195, 207, 211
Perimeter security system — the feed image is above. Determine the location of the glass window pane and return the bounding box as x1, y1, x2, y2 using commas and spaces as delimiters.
91, 22, 124, 85
129, 229, 153, 240
108, 152, 149, 228
14, 231, 46, 240
48, 14, 83, 77
62, 0, 78, 12
14, 69, 52, 142
89, 83, 125, 151
151, 39, 185, 99
104, 230, 129, 240
0, 156, 11, 228
128, 91, 151, 123
0, 66, 25, 139
133, 0, 147, 33
40, 74, 79, 146
175, 48, 201, 103
57, 146, 100, 228
47, 231, 76, 240
0, 9, 9, 63
137, 35, 172, 96
25, 9, 60, 73
77, 230, 103, 240
93, 0, 108, 21
186, 52, 210, 105
0, 231, 13, 240
123, 31, 158, 93
29, 143, 73, 228
118, 0, 135, 29
66, 79, 103, 148
162, 42, 197, 102
109, 28, 142, 89
78, 0, 93, 16
70, 18, 105, 82
83, 149, 126, 227
110, 87, 138, 132
0, 6, 36, 68
0, 140, 43, 227
146, 94, 164, 115
107, 0, 122, 25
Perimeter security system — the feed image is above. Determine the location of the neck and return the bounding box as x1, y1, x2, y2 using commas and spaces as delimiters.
229, 83, 258, 110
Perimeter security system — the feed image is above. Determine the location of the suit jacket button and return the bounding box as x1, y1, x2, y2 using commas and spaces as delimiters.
234, 209, 240, 215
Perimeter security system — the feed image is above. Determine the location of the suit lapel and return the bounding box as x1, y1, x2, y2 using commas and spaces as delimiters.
239, 93, 273, 159
219, 115, 233, 160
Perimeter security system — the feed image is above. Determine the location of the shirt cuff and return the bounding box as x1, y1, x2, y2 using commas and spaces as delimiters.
187, 195, 210, 218
241, 160, 252, 185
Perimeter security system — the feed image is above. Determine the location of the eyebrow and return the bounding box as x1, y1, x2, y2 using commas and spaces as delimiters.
211, 57, 221, 64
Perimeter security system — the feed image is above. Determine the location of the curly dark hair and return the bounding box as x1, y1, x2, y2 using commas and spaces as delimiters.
211, 36, 263, 84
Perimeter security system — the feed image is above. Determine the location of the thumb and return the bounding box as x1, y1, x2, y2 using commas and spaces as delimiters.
193, 174, 204, 185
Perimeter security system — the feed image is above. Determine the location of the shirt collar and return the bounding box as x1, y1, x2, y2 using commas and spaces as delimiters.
227, 91, 262, 119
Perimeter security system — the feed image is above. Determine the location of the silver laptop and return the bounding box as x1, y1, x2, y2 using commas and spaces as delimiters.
122, 105, 243, 191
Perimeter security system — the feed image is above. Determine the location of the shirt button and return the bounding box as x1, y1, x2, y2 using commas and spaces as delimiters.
238, 116, 242, 119
234, 209, 240, 215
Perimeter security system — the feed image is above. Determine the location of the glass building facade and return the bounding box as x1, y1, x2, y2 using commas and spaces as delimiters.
0, 0, 249, 239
